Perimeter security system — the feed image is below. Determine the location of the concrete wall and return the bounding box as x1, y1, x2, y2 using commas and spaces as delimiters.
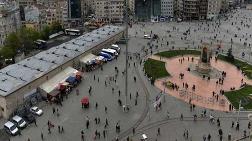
1, 29, 125, 119
0, 96, 6, 118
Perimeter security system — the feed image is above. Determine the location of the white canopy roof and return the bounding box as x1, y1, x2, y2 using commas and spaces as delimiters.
39, 67, 78, 94
80, 53, 97, 64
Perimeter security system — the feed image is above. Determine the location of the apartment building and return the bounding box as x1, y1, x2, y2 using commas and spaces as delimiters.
207, 0, 222, 20
0, 1, 21, 46
95, 0, 124, 23
161, 0, 174, 17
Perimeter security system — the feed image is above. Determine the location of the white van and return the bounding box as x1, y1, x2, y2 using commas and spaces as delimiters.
12, 115, 27, 129
144, 35, 151, 39
102, 48, 118, 57
4, 121, 19, 135
111, 44, 120, 53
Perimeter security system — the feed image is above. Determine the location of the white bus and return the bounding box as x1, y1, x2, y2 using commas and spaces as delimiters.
65, 29, 81, 36
101, 48, 118, 57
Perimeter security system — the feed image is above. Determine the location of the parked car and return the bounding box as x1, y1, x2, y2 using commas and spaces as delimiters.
23, 114, 35, 124
12, 115, 27, 129
30, 106, 43, 116
111, 44, 120, 53
4, 121, 19, 135
144, 34, 151, 39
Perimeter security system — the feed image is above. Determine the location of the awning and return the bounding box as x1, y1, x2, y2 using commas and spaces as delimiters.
80, 53, 97, 64
65, 76, 77, 84
39, 67, 79, 94
81, 96, 89, 104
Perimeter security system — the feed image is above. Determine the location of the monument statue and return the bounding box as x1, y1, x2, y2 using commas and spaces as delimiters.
196, 43, 212, 73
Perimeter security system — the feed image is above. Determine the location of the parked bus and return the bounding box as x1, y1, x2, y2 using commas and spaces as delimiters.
34, 39, 47, 49
65, 29, 81, 36
101, 48, 118, 57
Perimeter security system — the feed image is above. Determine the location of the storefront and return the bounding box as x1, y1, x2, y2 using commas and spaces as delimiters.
39, 67, 81, 97
80, 53, 103, 72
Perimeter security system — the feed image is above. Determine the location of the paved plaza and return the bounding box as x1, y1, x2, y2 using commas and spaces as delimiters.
2, 8, 252, 141
152, 55, 252, 111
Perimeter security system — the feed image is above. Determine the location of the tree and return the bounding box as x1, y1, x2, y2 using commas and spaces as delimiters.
5, 32, 21, 52
227, 48, 234, 62
51, 21, 63, 33
14, 27, 41, 55
0, 46, 16, 60
41, 25, 52, 40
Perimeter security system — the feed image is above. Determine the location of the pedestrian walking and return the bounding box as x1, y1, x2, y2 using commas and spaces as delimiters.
58, 125, 61, 133
103, 130, 106, 138
105, 106, 107, 113
95, 102, 98, 109
180, 113, 184, 120
86, 120, 89, 129
228, 132, 231, 141
61, 126, 64, 133
133, 127, 135, 134
203, 135, 206, 141
134, 76, 136, 82
157, 128, 160, 136
34, 118, 37, 126
207, 134, 211, 141
41, 132, 44, 140
105, 118, 108, 126
53, 107, 55, 114
48, 127, 51, 134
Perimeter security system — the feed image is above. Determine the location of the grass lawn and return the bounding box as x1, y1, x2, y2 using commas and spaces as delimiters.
156, 50, 201, 58
218, 55, 252, 79
144, 58, 170, 80
224, 85, 252, 109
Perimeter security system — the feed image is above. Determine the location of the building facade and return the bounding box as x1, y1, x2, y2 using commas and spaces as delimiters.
207, 0, 222, 20
0, 1, 21, 46
94, 0, 124, 23
135, 0, 161, 21
68, 0, 81, 27
0, 25, 125, 119
161, 0, 174, 17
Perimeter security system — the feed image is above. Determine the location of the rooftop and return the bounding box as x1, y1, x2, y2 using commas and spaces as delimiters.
0, 25, 125, 96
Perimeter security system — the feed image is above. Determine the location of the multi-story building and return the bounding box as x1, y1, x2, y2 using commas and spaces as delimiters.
173, 0, 183, 19
68, 0, 81, 27
23, 5, 42, 31
55, 0, 68, 28
207, 0, 222, 20
94, 0, 124, 23
135, 0, 161, 21
199, 0, 208, 20
182, 0, 199, 20
80, 0, 95, 21
18, 0, 36, 7
0, 1, 21, 46
179, 0, 221, 21
161, 0, 174, 18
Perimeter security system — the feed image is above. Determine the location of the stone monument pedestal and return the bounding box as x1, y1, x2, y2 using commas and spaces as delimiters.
196, 43, 212, 74
196, 61, 211, 74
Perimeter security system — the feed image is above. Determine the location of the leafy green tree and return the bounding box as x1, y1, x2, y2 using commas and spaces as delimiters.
41, 25, 52, 40
51, 21, 63, 33
5, 32, 21, 52
0, 46, 16, 59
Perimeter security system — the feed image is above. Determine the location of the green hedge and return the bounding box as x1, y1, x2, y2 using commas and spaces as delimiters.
144, 58, 170, 80
218, 55, 252, 79
156, 50, 201, 58
224, 85, 252, 109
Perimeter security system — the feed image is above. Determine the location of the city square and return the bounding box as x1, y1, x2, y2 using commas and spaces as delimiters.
0, 7, 251, 141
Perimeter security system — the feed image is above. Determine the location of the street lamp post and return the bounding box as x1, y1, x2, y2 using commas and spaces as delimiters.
248, 114, 252, 141
124, 0, 129, 112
